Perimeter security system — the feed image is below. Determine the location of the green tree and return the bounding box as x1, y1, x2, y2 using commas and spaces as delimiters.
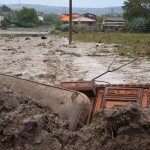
16, 7, 39, 27
146, 18, 150, 32
123, 0, 150, 21
127, 17, 147, 32
6, 12, 17, 22
97, 16, 104, 24
43, 13, 62, 26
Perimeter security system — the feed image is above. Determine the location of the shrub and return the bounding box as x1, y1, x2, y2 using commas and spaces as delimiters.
56, 24, 101, 33
50, 30, 60, 35
146, 18, 150, 32
43, 14, 62, 26
73, 25, 101, 33
55, 24, 69, 32
133, 18, 147, 32
124, 18, 148, 33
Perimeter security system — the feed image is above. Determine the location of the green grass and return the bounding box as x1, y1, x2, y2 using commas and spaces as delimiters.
95, 49, 111, 54
61, 32, 150, 57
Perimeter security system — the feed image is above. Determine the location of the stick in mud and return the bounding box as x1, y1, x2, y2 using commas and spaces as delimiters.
92, 57, 138, 81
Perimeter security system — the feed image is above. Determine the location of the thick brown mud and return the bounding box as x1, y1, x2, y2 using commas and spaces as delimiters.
1, 84, 150, 150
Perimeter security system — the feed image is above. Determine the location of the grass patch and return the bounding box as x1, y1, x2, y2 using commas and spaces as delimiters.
61, 32, 150, 57
48, 49, 81, 57
96, 49, 111, 54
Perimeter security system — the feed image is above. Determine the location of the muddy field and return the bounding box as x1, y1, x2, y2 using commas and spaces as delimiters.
1, 84, 150, 150
0, 29, 150, 150
0, 29, 150, 85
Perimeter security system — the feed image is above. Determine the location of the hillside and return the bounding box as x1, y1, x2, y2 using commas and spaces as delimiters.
0, 4, 123, 15
0, 5, 14, 16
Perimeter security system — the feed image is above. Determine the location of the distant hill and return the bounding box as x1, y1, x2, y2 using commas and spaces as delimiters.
0, 5, 14, 16
0, 4, 123, 15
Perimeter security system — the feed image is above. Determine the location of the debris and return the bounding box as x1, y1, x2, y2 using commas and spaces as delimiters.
15, 73, 23, 77
25, 37, 30, 40
1, 84, 150, 150
41, 36, 47, 39
0, 84, 68, 150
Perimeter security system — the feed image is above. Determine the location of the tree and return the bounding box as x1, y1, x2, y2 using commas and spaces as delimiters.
146, 18, 150, 32
43, 14, 62, 26
16, 7, 39, 27
123, 0, 150, 21
129, 18, 147, 32
97, 16, 104, 24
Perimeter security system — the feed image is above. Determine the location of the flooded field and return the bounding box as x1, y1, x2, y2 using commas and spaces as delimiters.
0, 29, 150, 85
0, 28, 150, 150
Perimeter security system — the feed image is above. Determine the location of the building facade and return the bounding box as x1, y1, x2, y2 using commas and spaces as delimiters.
101, 17, 125, 31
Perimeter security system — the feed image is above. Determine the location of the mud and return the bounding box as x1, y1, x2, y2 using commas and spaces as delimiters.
0, 84, 69, 150
1, 28, 150, 150
1, 84, 150, 150
0, 29, 150, 86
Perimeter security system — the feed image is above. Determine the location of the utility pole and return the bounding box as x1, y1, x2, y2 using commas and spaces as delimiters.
69, 0, 72, 44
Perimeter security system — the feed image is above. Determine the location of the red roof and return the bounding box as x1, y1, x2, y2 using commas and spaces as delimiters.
60, 13, 80, 22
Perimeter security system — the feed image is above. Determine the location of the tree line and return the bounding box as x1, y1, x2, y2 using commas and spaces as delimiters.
2, 6, 61, 28
123, 0, 150, 32
2, 0, 150, 33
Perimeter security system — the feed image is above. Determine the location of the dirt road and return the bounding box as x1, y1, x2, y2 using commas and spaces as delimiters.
0, 30, 150, 86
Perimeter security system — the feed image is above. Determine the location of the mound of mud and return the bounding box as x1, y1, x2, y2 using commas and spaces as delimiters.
91, 104, 150, 150
0, 84, 69, 150
62, 104, 150, 150
1, 84, 150, 150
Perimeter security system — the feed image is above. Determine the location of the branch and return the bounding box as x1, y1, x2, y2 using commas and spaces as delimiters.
108, 55, 117, 70
110, 58, 138, 72
92, 57, 138, 81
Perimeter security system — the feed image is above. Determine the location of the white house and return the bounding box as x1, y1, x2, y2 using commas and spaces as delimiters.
0, 16, 4, 22
38, 16, 44, 21
73, 16, 96, 26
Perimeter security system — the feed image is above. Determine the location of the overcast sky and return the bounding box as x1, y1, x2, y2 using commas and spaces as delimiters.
0, 0, 125, 8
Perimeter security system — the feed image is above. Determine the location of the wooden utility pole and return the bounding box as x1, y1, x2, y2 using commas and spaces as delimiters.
69, 0, 72, 44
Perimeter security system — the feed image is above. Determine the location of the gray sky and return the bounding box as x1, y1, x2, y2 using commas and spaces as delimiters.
0, 0, 125, 8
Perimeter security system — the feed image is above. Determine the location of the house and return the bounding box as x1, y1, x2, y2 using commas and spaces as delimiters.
38, 16, 44, 21
37, 12, 45, 21
73, 16, 96, 26
0, 16, 4, 26
0, 16, 4, 22
101, 17, 125, 30
59, 13, 97, 26
59, 13, 80, 23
